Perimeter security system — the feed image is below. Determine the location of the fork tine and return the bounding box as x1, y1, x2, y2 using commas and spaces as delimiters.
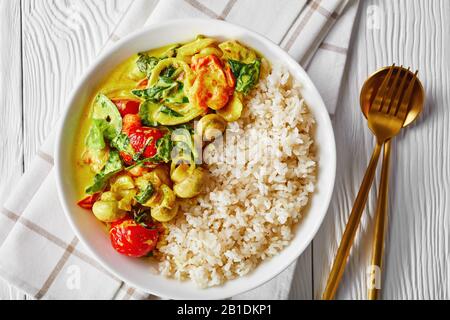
396, 70, 418, 121
389, 67, 410, 116
381, 66, 403, 114
371, 64, 395, 112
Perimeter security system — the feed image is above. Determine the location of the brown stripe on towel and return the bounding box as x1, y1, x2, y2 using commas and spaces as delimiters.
1, 208, 121, 282
284, 0, 322, 51
3, 213, 68, 249
320, 42, 348, 55
35, 237, 79, 299
37, 150, 54, 165
183, 0, 219, 19
1, 207, 20, 222
218, 0, 238, 20
312, 0, 339, 19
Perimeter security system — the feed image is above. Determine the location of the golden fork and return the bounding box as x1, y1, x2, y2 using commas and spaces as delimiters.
322, 65, 418, 300
366, 67, 424, 299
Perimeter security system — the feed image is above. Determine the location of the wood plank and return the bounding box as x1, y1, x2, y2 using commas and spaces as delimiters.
313, 0, 450, 299
17, 0, 132, 300
21, 0, 133, 169
0, 0, 25, 300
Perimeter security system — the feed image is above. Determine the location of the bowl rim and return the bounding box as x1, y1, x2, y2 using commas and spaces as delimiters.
55, 18, 336, 299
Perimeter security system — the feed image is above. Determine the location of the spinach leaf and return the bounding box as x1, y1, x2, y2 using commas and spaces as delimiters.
131, 206, 151, 226
228, 59, 246, 78
136, 54, 160, 78
135, 183, 154, 205
136, 54, 179, 79
161, 65, 177, 78
86, 150, 123, 194
159, 105, 183, 117
111, 133, 135, 156
129, 134, 173, 168
132, 77, 179, 102
152, 134, 173, 163
228, 59, 261, 95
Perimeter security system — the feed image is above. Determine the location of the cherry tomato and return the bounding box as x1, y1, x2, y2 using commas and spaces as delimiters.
109, 219, 159, 258
112, 99, 140, 117
122, 114, 141, 134
77, 193, 100, 210
190, 55, 234, 110
128, 127, 164, 158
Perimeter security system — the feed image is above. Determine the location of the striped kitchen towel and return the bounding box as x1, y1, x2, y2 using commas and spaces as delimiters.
0, 0, 359, 300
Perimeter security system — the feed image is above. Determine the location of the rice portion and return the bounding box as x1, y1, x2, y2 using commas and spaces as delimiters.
157, 63, 317, 288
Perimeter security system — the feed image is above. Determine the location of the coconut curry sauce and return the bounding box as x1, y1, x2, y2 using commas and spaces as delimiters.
74, 36, 262, 258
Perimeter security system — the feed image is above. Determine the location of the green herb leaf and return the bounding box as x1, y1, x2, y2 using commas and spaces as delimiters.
159, 105, 183, 117
129, 133, 173, 168
86, 150, 123, 194
136, 54, 161, 78
152, 134, 173, 163
110, 133, 134, 155
228, 59, 261, 95
130, 206, 152, 228
132, 77, 179, 102
228, 59, 245, 78
135, 183, 154, 205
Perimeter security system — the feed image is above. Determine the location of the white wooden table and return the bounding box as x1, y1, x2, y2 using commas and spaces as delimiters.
1, 0, 449, 300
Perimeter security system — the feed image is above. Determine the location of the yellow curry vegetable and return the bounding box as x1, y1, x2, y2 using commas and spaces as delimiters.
217, 92, 244, 122
196, 114, 227, 142
173, 167, 206, 199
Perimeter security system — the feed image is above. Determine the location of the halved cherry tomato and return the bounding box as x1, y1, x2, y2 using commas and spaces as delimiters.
128, 127, 164, 158
77, 193, 100, 210
122, 114, 141, 134
109, 218, 159, 257
112, 99, 140, 117
190, 55, 234, 110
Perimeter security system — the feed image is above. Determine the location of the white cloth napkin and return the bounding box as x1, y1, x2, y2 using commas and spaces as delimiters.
0, 0, 359, 300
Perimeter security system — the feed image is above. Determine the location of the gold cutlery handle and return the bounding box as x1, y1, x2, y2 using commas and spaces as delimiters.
322, 142, 383, 300
368, 140, 392, 300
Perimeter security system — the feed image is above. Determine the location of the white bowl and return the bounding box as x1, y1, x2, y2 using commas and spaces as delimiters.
56, 19, 336, 300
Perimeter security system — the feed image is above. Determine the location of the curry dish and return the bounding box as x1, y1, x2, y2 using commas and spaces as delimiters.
75, 36, 262, 258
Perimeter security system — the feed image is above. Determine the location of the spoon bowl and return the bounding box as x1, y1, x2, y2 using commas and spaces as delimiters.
360, 66, 425, 126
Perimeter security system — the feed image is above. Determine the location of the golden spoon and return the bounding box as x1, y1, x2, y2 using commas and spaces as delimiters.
322, 65, 422, 300
361, 66, 424, 300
